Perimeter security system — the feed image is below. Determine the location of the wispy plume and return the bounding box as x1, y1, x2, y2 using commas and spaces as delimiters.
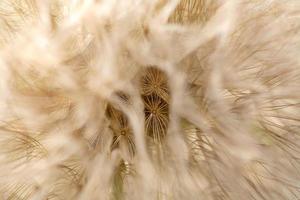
0, 0, 300, 199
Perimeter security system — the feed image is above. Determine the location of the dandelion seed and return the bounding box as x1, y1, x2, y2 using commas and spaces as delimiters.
106, 104, 135, 158
140, 67, 170, 103
143, 95, 169, 143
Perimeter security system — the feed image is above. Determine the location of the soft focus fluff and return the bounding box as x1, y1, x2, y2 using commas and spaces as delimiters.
0, 0, 300, 199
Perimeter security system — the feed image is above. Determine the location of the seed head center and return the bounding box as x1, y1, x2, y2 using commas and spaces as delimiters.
121, 130, 126, 135
153, 84, 159, 89
151, 108, 158, 115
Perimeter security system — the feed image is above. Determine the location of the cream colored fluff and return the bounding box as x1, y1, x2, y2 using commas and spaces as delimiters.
0, 0, 300, 199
